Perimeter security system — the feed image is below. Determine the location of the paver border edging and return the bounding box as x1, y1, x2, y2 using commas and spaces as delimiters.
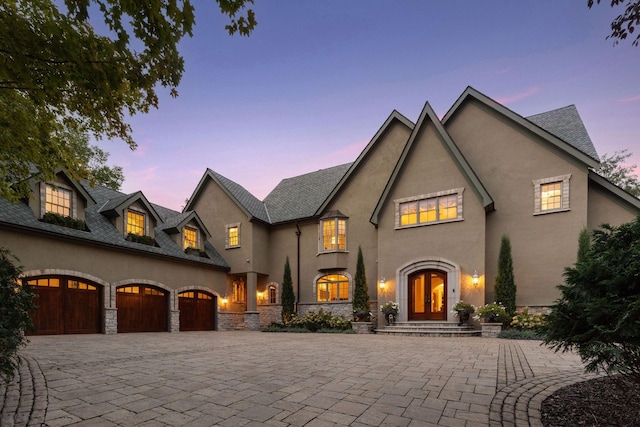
0, 355, 48, 427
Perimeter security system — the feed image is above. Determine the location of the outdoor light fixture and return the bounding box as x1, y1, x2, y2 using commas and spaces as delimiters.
472, 271, 479, 287
221, 297, 228, 306
379, 277, 386, 290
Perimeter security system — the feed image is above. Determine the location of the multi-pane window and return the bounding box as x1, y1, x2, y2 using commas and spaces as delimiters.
45, 184, 72, 217
233, 280, 245, 303
226, 223, 240, 248
541, 182, 562, 211
183, 227, 198, 249
400, 193, 459, 226
127, 210, 145, 236
316, 274, 349, 301
321, 218, 347, 252
268, 285, 277, 304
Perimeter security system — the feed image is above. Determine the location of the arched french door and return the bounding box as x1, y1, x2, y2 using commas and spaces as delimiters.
408, 270, 447, 321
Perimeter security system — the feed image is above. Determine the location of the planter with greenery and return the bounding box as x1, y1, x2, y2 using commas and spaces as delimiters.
126, 233, 155, 246
380, 301, 399, 325
41, 212, 86, 231
451, 301, 475, 326
184, 247, 208, 258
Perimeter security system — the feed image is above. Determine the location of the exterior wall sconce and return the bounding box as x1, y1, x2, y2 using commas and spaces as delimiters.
472, 271, 479, 287
221, 297, 228, 306
379, 277, 386, 290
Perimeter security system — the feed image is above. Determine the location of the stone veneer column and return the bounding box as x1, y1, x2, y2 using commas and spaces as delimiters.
246, 272, 257, 311
104, 308, 117, 334
170, 310, 180, 332
244, 312, 260, 331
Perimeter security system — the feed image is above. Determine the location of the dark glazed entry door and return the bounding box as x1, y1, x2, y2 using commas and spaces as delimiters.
408, 270, 447, 320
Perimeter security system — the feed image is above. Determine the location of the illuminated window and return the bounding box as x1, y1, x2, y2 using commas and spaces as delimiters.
126, 210, 145, 236
397, 189, 463, 227
45, 184, 72, 217
233, 280, 245, 303
27, 277, 60, 288
319, 211, 347, 253
533, 175, 570, 215
316, 274, 349, 302
183, 227, 198, 249
268, 285, 277, 304
226, 223, 240, 248
68, 280, 97, 291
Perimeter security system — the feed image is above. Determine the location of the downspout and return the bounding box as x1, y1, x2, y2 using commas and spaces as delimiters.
295, 223, 301, 314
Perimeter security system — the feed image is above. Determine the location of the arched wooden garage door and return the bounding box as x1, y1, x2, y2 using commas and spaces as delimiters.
116, 285, 168, 333
26, 276, 102, 335
179, 291, 216, 331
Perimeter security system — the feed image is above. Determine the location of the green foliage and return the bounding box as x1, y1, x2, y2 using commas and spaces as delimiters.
0, 248, 36, 383
281, 257, 295, 323
452, 301, 476, 315
588, 1, 640, 46
0, 0, 256, 201
65, 128, 124, 190
352, 246, 370, 320
593, 150, 640, 197
577, 227, 591, 263
474, 302, 509, 325
126, 233, 155, 246
510, 308, 547, 331
498, 328, 544, 340
42, 212, 86, 231
287, 309, 352, 332
544, 217, 640, 383
494, 235, 517, 316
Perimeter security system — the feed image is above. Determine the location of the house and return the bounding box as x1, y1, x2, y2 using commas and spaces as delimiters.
2, 87, 639, 334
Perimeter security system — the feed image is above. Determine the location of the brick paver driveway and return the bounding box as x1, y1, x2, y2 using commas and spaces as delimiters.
2, 332, 593, 426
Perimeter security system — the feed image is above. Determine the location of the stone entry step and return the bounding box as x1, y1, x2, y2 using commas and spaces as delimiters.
375, 321, 481, 337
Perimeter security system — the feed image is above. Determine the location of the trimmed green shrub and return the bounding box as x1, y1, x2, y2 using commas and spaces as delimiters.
494, 235, 516, 316
352, 246, 370, 321
281, 257, 295, 324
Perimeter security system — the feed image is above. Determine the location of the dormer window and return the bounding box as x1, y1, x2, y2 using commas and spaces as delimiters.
126, 210, 146, 236
45, 184, 72, 217
183, 226, 198, 249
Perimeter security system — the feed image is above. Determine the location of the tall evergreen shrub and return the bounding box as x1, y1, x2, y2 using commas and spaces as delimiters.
0, 248, 36, 382
353, 246, 370, 319
281, 257, 295, 324
494, 235, 516, 316
577, 227, 591, 263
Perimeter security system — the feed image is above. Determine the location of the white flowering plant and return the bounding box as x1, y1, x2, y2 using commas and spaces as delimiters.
380, 301, 399, 315
473, 302, 508, 324
451, 301, 476, 316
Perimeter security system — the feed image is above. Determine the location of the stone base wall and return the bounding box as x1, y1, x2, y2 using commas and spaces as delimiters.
481, 323, 502, 338
258, 305, 281, 327
244, 312, 260, 331
218, 312, 245, 330
170, 310, 180, 332
104, 308, 117, 334
298, 302, 353, 318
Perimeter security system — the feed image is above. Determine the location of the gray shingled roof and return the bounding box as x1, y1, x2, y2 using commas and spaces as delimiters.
0, 182, 229, 269
208, 170, 270, 223
264, 163, 353, 224
527, 105, 600, 161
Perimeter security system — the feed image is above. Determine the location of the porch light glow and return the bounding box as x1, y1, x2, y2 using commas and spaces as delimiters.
221, 297, 228, 306
379, 277, 386, 290
472, 271, 479, 287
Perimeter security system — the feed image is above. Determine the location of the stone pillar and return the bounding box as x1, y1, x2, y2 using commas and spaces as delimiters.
104, 308, 117, 334
246, 272, 258, 312
244, 311, 260, 331
170, 309, 180, 332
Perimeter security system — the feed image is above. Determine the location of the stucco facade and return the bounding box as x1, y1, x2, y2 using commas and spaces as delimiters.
2, 87, 639, 334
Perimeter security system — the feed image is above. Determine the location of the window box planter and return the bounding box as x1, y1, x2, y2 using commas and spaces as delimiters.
185, 247, 208, 258
126, 233, 156, 246
41, 212, 87, 231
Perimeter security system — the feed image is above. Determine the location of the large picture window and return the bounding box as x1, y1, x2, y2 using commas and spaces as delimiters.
316, 274, 349, 302
396, 188, 463, 228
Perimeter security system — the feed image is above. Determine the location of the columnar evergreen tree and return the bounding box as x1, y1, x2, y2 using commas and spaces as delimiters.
281, 257, 295, 324
545, 217, 640, 383
353, 246, 370, 320
494, 235, 517, 316
577, 227, 591, 263
0, 249, 36, 382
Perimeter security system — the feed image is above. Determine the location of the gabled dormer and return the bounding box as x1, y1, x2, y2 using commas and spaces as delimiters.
29, 171, 95, 231
160, 211, 212, 256
99, 191, 162, 244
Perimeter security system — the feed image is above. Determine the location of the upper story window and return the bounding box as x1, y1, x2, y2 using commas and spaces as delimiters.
316, 274, 349, 302
126, 210, 146, 236
395, 188, 463, 228
226, 223, 240, 248
319, 210, 348, 253
45, 184, 72, 217
533, 175, 571, 215
183, 226, 198, 249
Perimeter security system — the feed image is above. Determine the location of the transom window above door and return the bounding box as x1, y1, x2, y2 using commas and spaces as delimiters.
395, 188, 464, 228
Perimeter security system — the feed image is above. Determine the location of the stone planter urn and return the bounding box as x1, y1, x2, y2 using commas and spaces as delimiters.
481, 323, 502, 338
351, 321, 373, 334
457, 310, 471, 326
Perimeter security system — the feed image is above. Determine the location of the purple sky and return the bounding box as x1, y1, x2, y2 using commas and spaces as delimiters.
96, 1, 640, 211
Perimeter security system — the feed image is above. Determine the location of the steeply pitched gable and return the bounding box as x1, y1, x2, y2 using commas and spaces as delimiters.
370, 101, 494, 225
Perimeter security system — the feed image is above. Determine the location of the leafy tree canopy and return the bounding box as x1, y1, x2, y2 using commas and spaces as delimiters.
0, 0, 256, 201
588, 0, 640, 46
594, 149, 640, 197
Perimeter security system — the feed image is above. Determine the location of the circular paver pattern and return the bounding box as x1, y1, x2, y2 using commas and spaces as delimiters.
1, 333, 593, 426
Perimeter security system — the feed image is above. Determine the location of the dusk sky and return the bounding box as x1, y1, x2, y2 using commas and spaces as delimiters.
96, 1, 640, 211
